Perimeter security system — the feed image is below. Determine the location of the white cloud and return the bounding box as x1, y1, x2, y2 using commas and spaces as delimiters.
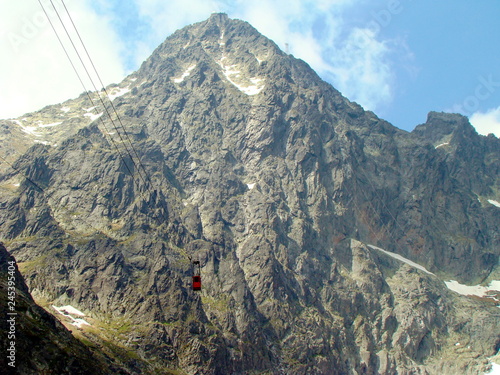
323, 27, 394, 110
0, 0, 125, 119
470, 107, 500, 137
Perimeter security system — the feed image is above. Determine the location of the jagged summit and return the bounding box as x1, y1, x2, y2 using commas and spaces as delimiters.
135, 12, 320, 104
412, 111, 478, 143
0, 14, 499, 375
208, 12, 230, 21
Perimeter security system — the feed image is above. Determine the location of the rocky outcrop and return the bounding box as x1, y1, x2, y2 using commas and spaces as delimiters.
0, 13, 499, 375
0, 243, 117, 374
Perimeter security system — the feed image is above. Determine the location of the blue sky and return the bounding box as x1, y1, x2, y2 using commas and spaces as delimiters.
1, 0, 499, 136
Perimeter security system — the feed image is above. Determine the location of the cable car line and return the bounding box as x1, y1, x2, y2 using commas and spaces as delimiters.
0, 141, 199, 288
37, 0, 164, 225
36, 0, 135, 179
40, 0, 166, 225
36, 0, 201, 290
47, 0, 177, 233
45, 0, 145, 185
58, 0, 155, 195
57, 0, 153, 194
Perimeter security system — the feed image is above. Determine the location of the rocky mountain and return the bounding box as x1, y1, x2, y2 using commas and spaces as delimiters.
0, 13, 499, 374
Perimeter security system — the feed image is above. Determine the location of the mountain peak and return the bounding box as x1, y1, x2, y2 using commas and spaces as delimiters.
207, 12, 230, 23
137, 13, 282, 85
412, 111, 478, 145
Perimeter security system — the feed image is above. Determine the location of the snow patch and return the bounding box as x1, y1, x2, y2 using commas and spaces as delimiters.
245, 78, 265, 95
82, 106, 96, 112
10, 119, 44, 137
247, 183, 256, 190
219, 62, 265, 95
60, 106, 71, 113
251, 52, 265, 64
484, 362, 500, 375
435, 143, 449, 149
367, 244, 435, 275
34, 140, 51, 146
108, 86, 130, 101
84, 112, 103, 121
445, 280, 500, 299
52, 305, 91, 328
487, 199, 500, 208
173, 64, 196, 83
53, 305, 85, 316
20, 126, 41, 137
219, 31, 225, 46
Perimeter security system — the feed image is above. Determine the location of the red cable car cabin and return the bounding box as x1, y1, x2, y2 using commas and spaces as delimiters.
192, 275, 201, 291
192, 261, 201, 291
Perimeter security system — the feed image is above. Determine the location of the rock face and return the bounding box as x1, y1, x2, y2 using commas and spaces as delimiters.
0, 13, 499, 375
0, 243, 115, 374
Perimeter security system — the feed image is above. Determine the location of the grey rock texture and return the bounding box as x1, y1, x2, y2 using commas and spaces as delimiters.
0, 13, 499, 374
0, 243, 117, 374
